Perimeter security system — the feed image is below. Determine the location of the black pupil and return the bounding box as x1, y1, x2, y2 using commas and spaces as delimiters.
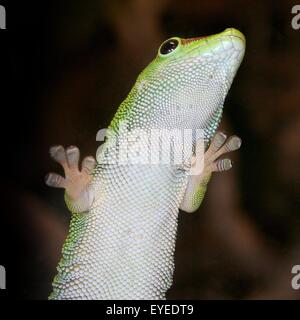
160, 39, 179, 55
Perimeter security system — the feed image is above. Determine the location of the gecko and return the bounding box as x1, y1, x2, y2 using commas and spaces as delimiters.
45, 28, 245, 299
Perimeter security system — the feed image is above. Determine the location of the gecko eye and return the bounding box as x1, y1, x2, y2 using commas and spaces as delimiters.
159, 39, 179, 55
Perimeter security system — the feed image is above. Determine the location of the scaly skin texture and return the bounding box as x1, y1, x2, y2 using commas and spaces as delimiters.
46, 28, 245, 300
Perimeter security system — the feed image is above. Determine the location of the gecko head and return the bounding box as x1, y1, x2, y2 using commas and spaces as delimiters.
157, 28, 245, 88
133, 28, 245, 133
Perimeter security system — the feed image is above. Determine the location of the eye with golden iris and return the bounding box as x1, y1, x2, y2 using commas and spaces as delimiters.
159, 38, 179, 55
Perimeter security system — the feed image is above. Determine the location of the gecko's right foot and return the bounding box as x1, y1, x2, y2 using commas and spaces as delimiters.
180, 132, 242, 213
45, 145, 96, 201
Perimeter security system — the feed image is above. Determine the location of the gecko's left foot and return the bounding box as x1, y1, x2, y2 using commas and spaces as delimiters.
191, 131, 242, 176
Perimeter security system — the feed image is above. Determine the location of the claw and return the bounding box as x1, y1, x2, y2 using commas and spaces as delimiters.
50, 145, 67, 164
208, 131, 227, 154
82, 156, 96, 174
213, 158, 232, 172
45, 172, 66, 188
225, 136, 242, 151
66, 146, 80, 168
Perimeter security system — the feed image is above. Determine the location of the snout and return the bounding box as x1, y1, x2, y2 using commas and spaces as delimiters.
182, 28, 245, 66
218, 28, 246, 55
204, 28, 246, 82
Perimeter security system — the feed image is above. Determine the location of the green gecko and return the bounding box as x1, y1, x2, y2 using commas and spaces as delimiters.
46, 28, 245, 299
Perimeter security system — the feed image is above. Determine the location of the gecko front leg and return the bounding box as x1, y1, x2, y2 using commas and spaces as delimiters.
180, 132, 242, 213
45, 145, 96, 214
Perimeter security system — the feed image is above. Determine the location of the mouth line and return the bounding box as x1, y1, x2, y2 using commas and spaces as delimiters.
227, 34, 246, 43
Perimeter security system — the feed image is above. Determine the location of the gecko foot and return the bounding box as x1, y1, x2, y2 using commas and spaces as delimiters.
191, 131, 242, 176
45, 145, 96, 202
180, 132, 241, 213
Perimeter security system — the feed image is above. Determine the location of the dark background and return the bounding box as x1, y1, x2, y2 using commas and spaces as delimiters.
1, 0, 300, 299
